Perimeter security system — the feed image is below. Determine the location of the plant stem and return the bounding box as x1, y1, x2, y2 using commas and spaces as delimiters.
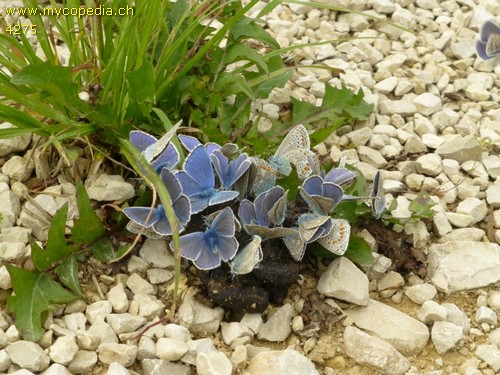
119, 138, 182, 314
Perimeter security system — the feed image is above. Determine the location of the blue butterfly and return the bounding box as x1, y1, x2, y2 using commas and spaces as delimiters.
300, 176, 345, 215
324, 167, 357, 185
210, 150, 251, 190
123, 168, 191, 236
176, 145, 239, 214
175, 207, 238, 270
178, 134, 221, 156
476, 20, 500, 60
230, 235, 263, 276
297, 213, 333, 243
250, 125, 319, 195
129, 123, 181, 172
317, 218, 351, 256
239, 186, 295, 239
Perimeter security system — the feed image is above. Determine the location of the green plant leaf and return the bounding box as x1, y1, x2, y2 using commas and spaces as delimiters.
6, 265, 78, 342
55, 255, 84, 298
231, 17, 280, 48
91, 238, 120, 263
291, 84, 374, 144
126, 60, 155, 118
344, 234, 374, 265
72, 181, 105, 245
10, 61, 81, 108
225, 42, 268, 72
31, 203, 71, 271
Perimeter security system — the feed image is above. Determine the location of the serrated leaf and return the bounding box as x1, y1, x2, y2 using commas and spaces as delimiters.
55, 255, 84, 298
6, 265, 77, 342
231, 17, 280, 49
224, 42, 268, 72
91, 237, 119, 262
72, 181, 105, 244
344, 235, 374, 266
31, 203, 71, 271
291, 84, 374, 144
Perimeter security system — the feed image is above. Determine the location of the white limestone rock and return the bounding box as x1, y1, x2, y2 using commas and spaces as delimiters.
257, 304, 294, 342
87, 319, 118, 345
427, 241, 500, 293
177, 288, 224, 335
486, 185, 500, 209
106, 362, 131, 375
0, 190, 21, 229
414, 93, 442, 116
377, 271, 405, 298
416, 154, 443, 177
49, 336, 79, 365
86, 175, 135, 202
141, 359, 191, 375
357, 146, 388, 169
442, 303, 471, 334
0, 123, 31, 156
436, 135, 482, 163
456, 197, 487, 224
246, 349, 319, 375
139, 239, 175, 268
2, 156, 34, 181
86, 300, 113, 324
181, 338, 217, 366
5, 341, 50, 372
126, 274, 155, 296
130, 294, 165, 319
475, 345, 500, 372
164, 324, 191, 342
405, 283, 438, 305
417, 301, 448, 324
67, 350, 98, 374
196, 351, 232, 375
344, 326, 410, 375
107, 284, 129, 314
106, 313, 146, 335
221, 322, 254, 346
317, 257, 370, 306
476, 306, 497, 326
97, 343, 138, 367
156, 338, 189, 361
346, 299, 429, 356
431, 321, 463, 354
240, 313, 264, 335
40, 363, 72, 375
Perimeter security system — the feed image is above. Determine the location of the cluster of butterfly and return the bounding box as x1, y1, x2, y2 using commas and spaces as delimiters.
123, 123, 386, 274
477, 20, 500, 60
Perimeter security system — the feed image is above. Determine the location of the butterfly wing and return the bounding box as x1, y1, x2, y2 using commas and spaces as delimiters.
126, 221, 164, 239
268, 189, 288, 226
183, 145, 215, 190
317, 219, 351, 256
249, 157, 277, 196
129, 131, 156, 152
283, 232, 306, 261
486, 33, 500, 58
238, 200, 257, 226
480, 20, 500, 43
298, 213, 332, 243
152, 143, 180, 172
324, 168, 357, 185
275, 124, 310, 156
178, 231, 208, 260
371, 171, 386, 219
230, 235, 263, 275
178, 134, 202, 152
123, 207, 159, 227
210, 207, 236, 237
